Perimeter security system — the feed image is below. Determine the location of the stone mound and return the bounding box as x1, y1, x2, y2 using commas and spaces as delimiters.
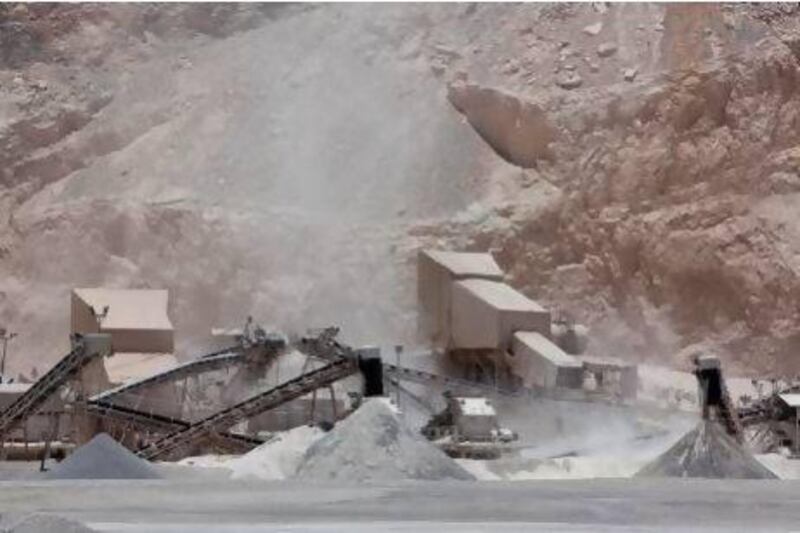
295, 399, 475, 482
228, 424, 325, 480
636, 421, 777, 479
47, 433, 160, 480
2, 513, 96, 533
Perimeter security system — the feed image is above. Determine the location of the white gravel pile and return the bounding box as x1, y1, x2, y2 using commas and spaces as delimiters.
1, 513, 96, 533
228, 425, 325, 480
295, 398, 475, 482
47, 433, 160, 480
636, 421, 777, 479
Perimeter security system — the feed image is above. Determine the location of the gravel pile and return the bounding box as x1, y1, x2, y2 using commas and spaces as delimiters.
47, 433, 160, 480
295, 399, 475, 482
229, 425, 324, 480
636, 421, 777, 479
1, 514, 96, 533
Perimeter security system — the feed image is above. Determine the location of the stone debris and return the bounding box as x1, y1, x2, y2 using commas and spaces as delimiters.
556, 72, 583, 90
47, 433, 160, 480
623, 67, 638, 82
228, 424, 325, 480
583, 22, 603, 36
295, 399, 475, 483
597, 42, 618, 57
636, 421, 777, 479
1, 514, 96, 533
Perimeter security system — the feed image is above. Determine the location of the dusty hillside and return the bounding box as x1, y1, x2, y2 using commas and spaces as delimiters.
0, 3, 798, 376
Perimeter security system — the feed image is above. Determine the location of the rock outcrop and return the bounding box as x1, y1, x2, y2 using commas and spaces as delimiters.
1, 4, 800, 375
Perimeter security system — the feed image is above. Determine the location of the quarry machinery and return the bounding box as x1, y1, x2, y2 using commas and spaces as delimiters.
134, 326, 409, 460
137, 356, 358, 460
84, 319, 288, 452
87, 400, 264, 452
693, 354, 743, 442
737, 383, 800, 454
421, 392, 517, 459
0, 334, 112, 444
90, 349, 246, 404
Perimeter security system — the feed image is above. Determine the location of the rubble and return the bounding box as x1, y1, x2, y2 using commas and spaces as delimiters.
596, 42, 617, 57
556, 72, 583, 90
583, 22, 603, 36
228, 425, 324, 480
623, 67, 638, 82
295, 399, 475, 483
47, 433, 160, 480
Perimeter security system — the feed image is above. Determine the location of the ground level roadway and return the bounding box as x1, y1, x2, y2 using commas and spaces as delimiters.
0, 479, 799, 532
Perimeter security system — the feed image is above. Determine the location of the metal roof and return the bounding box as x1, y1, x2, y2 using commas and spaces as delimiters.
579, 355, 637, 371
74, 288, 173, 332
456, 397, 496, 417
455, 279, 547, 313
513, 331, 582, 368
778, 394, 800, 408
421, 250, 504, 279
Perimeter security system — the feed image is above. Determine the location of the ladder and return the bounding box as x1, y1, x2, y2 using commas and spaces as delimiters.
0, 334, 110, 441
137, 357, 358, 460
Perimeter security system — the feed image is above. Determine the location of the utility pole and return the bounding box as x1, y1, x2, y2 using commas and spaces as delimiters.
394, 345, 403, 415
0, 328, 17, 382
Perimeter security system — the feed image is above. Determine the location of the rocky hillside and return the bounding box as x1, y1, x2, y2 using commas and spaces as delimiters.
0, 3, 798, 376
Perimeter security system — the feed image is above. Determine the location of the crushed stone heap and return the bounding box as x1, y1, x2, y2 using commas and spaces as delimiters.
636, 421, 777, 479
47, 433, 161, 480
1, 513, 96, 533
295, 399, 475, 483
228, 424, 325, 480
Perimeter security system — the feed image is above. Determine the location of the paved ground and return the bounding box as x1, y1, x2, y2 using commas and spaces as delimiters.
1, 479, 800, 532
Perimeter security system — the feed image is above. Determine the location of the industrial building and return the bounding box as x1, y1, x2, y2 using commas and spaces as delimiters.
0, 248, 645, 465
418, 249, 639, 400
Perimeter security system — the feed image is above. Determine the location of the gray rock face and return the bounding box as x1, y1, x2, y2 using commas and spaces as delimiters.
47, 433, 160, 480
295, 399, 475, 483
636, 421, 777, 479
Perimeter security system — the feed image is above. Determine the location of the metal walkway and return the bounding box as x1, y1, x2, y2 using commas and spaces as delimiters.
138, 357, 358, 460
0, 334, 111, 440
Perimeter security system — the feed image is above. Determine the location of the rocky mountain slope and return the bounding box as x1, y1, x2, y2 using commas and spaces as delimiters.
0, 3, 799, 376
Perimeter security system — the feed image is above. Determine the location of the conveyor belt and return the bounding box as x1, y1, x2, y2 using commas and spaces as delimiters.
91, 349, 244, 403
383, 363, 620, 405
138, 357, 358, 460
383, 363, 522, 397
87, 400, 264, 449
0, 334, 110, 440
719, 376, 745, 441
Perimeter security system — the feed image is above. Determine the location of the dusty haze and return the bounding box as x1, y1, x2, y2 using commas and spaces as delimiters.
1, 3, 800, 376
